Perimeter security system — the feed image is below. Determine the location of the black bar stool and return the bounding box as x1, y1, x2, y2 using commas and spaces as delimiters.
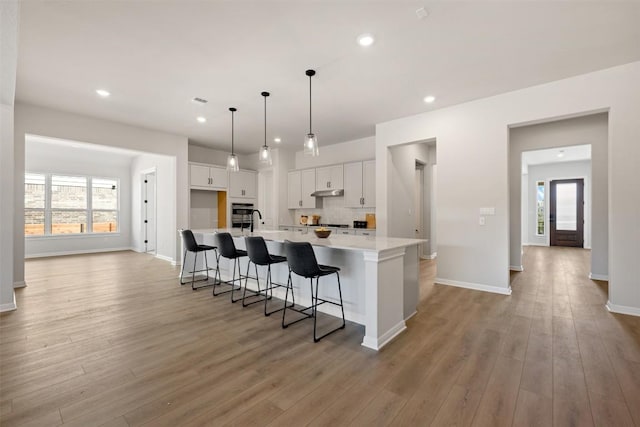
213, 232, 251, 302
245, 236, 291, 314
282, 241, 346, 342
178, 229, 218, 290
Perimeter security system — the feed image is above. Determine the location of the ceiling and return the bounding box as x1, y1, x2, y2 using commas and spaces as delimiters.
16, 1, 640, 154
521, 144, 591, 174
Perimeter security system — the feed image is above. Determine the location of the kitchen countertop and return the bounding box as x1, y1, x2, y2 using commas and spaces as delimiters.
191, 228, 422, 253
278, 224, 376, 231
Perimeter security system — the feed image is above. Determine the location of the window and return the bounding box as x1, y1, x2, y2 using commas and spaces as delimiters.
24, 173, 119, 236
25, 173, 46, 235
536, 180, 545, 236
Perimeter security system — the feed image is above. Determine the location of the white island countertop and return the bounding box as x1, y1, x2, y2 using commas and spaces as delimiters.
188, 228, 425, 350
191, 228, 424, 253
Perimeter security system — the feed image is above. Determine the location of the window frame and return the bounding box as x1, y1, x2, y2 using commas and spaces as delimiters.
25, 172, 120, 238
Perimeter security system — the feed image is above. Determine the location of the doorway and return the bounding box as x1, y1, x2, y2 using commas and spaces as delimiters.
142, 170, 156, 253
550, 178, 584, 247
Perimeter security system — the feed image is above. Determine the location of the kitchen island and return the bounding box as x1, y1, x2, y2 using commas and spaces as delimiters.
185, 228, 424, 350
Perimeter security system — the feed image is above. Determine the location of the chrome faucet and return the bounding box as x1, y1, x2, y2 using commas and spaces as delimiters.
250, 209, 262, 233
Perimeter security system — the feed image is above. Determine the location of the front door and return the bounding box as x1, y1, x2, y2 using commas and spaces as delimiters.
550, 178, 584, 247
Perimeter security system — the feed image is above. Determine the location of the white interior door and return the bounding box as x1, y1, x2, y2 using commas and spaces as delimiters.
143, 172, 156, 253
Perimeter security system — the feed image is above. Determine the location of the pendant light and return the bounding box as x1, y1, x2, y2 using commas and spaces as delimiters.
259, 91, 272, 165
304, 69, 319, 156
227, 107, 239, 172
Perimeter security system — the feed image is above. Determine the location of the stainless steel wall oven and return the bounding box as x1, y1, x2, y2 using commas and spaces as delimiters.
231, 203, 254, 228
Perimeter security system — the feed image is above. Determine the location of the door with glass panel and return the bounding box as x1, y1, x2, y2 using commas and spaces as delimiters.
550, 178, 584, 247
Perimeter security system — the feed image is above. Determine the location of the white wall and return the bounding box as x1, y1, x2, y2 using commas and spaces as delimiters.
388, 142, 430, 239
376, 62, 640, 310
294, 136, 375, 170
14, 103, 189, 289
0, 1, 19, 311
511, 114, 607, 276
131, 153, 176, 260
188, 144, 256, 171
525, 161, 592, 248
24, 138, 134, 257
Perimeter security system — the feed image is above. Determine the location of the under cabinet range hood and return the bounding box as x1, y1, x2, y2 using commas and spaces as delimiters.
310, 189, 344, 197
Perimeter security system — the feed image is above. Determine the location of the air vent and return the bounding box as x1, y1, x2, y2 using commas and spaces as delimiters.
192, 97, 208, 104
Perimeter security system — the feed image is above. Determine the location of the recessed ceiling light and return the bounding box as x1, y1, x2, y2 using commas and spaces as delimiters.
557, 150, 565, 158
96, 89, 110, 97
357, 33, 375, 47
423, 95, 436, 103
196, 116, 206, 123
274, 137, 281, 143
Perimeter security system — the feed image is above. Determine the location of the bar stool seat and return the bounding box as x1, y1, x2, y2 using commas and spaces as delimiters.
245, 236, 290, 314
213, 232, 251, 302
179, 229, 218, 290
282, 240, 346, 342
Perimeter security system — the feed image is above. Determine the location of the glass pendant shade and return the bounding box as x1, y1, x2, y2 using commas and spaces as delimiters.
259, 144, 272, 165
227, 153, 239, 172
304, 133, 319, 156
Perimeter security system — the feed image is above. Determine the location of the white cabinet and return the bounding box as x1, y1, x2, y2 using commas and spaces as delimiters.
356, 229, 376, 237
335, 228, 355, 236
190, 163, 228, 190
315, 165, 343, 191
344, 160, 375, 208
288, 169, 317, 209
229, 170, 257, 198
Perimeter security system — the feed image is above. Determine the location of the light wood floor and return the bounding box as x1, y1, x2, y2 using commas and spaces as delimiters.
1, 247, 639, 426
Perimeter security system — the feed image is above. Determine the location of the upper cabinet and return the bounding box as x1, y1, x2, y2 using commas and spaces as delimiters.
315, 165, 343, 191
190, 163, 228, 191
344, 160, 376, 208
288, 169, 317, 209
229, 170, 257, 198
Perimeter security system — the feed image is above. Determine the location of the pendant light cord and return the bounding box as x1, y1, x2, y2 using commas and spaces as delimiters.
264, 94, 267, 146
309, 73, 312, 134
231, 109, 235, 155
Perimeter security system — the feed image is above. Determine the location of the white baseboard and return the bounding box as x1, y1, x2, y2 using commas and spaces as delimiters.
606, 301, 640, 317
523, 243, 548, 247
13, 280, 26, 288
0, 292, 17, 312
510, 265, 523, 272
26, 247, 134, 259
435, 277, 512, 295
589, 273, 609, 281
361, 320, 407, 351
155, 254, 175, 264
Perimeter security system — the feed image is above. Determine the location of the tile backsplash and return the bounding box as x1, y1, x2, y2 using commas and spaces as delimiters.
293, 196, 374, 226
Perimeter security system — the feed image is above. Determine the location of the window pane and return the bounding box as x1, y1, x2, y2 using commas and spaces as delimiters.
25, 173, 45, 208
556, 183, 577, 231
536, 181, 545, 236
92, 178, 118, 210
93, 211, 118, 233
51, 175, 87, 209
25, 210, 45, 235
51, 210, 87, 234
